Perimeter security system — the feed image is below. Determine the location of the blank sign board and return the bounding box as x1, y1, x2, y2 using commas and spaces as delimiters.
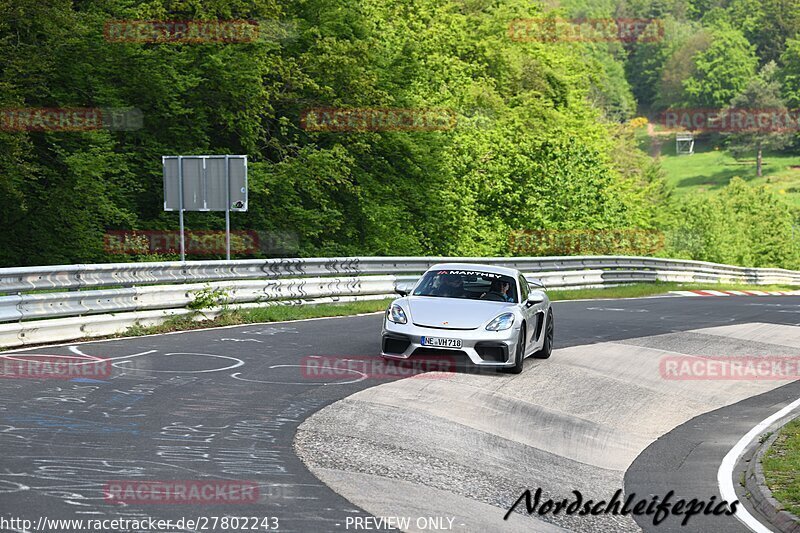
163, 155, 247, 212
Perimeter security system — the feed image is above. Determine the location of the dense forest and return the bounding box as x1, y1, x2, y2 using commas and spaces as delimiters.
1, 0, 800, 268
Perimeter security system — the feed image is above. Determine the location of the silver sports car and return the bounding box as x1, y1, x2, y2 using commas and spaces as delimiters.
381, 263, 554, 373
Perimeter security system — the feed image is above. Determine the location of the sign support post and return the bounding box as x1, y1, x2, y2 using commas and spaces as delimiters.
177, 155, 185, 261
225, 155, 231, 260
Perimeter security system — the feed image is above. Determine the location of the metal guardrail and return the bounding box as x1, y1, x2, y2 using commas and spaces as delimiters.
5, 256, 800, 293
0, 256, 799, 348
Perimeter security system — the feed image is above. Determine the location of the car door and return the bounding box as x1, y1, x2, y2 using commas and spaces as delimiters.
518, 274, 545, 353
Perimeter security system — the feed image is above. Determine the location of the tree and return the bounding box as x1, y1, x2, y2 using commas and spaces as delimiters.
627, 17, 700, 111
749, 0, 800, 64
723, 62, 791, 177
723, 0, 766, 53
687, 0, 798, 65
779, 38, 800, 109
585, 46, 637, 121
654, 29, 712, 110
664, 177, 800, 269
681, 23, 757, 108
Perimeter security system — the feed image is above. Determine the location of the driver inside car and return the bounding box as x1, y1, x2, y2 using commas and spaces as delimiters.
481, 279, 513, 302
438, 274, 464, 298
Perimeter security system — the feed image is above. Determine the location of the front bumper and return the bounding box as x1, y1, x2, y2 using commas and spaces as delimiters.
381, 318, 520, 367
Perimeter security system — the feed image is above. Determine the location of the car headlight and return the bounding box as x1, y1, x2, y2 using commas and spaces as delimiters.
485, 312, 515, 331
387, 304, 408, 324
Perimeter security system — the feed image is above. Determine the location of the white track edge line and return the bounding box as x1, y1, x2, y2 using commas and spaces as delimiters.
718, 396, 800, 533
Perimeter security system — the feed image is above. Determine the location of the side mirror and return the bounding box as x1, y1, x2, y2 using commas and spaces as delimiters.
527, 290, 546, 305
394, 282, 415, 297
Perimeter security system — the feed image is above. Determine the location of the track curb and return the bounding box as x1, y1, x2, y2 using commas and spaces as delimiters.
743, 419, 800, 533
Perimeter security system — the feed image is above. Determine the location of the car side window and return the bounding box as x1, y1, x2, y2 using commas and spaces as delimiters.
518, 275, 529, 301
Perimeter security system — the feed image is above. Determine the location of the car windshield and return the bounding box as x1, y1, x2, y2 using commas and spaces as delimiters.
412, 269, 518, 303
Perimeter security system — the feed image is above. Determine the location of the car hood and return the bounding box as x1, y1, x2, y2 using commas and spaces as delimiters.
407, 296, 514, 329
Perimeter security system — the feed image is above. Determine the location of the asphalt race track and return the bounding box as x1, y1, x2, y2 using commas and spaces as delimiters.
1, 294, 799, 532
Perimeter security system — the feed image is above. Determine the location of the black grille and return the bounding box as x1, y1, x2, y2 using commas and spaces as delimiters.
475, 342, 508, 362
533, 312, 544, 341
382, 336, 411, 355
411, 347, 468, 358
412, 322, 475, 331
408, 348, 498, 373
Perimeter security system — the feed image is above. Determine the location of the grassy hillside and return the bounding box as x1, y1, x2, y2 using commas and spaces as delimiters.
638, 126, 800, 208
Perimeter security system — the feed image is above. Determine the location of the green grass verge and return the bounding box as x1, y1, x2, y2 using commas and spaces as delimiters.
761, 416, 800, 516
118, 282, 798, 337
121, 299, 397, 337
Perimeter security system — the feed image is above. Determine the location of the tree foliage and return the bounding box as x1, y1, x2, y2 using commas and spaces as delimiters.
681, 22, 757, 108
0, 0, 798, 270
664, 178, 800, 269
723, 62, 791, 176
0, 0, 663, 265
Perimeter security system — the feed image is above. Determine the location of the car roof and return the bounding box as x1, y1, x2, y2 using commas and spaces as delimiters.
427, 263, 521, 277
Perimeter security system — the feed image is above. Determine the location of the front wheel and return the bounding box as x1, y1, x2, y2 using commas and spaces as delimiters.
533, 309, 554, 359
504, 325, 525, 374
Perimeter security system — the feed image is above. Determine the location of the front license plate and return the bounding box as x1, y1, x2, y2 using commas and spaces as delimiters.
421, 336, 462, 348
